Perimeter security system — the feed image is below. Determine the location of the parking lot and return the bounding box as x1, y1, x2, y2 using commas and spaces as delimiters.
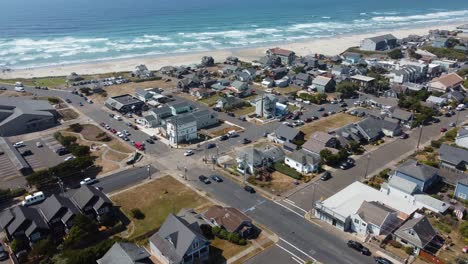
15, 137, 74, 171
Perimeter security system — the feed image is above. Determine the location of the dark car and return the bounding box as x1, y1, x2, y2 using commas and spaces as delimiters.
0, 87, 7, 91
440, 127, 447, 132
220, 135, 229, 141
432, 118, 440, 123
321, 112, 329, 117
198, 175, 211, 184
206, 143, 216, 149
146, 138, 155, 144
374, 257, 393, 264
304, 117, 313, 123
444, 112, 452, 117
65, 99, 72, 103
21, 150, 33, 156
226, 112, 235, 117
347, 158, 355, 165
400, 133, 408, 139
320, 171, 331, 181
347, 240, 371, 255
244, 185, 255, 193
211, 175, 223, 182
339, 162, 352, 170
0, 243, 9, 261
318, 107, 324, 111
109, 113, 114, 118
150, 135, 157, 140
340, 102, 348, 107
99, 122, 105, 127
242, 138, 251, 144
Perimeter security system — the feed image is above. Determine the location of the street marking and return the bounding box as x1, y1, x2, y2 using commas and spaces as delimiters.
280, 238, 316, 261
282, 199, 308, 213
276, 244, 305, 264
242, 200, 266, 213
273, 201, 304, 218
291, 256, 305, 264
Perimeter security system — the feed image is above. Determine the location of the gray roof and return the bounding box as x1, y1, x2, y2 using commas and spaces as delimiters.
356, 201, 396, 227
97, 242, 151, 264
388, 176, 418, 195
5, 206, 48, 237
356, 118, 383, 140
367, 34, 397, 43
0, 137, 30, 171
439, 144, 468, 166
167, 101, 192, 110
275, 124, 301, 141
238, 146, 285, 165
39, 194, 79, 223
312, 76, 332, 86
71, 185, 112, 211
295, 73, 310, 81
150, 106, 172, 116
391, 108, 413, 121
231, 80, 247, 90
395, 159, 438, 181
286, 150, 320, 165
394, 216, 436, 248
0, 97, 55, 127
149, 214, 208, 263
458, 128, 468, 138
167, 114, 196, 126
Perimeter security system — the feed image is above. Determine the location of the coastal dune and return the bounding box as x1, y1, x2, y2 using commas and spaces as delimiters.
0, 23, 462, 79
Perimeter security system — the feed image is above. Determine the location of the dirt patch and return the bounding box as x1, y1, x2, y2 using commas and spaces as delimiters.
95, 155, 120, 174
71, 124, 133, 154
105, 150, 129, 162
57, 108, 79, 121
252, 171, 297, 196
300, 113, 361, 137
210, 125, 244, 137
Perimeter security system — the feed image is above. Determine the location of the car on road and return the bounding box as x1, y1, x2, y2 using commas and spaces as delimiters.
13, 141, 25, 148
449, 122, 456, 127
400, 133, 408, 139
347, 240, 371, 255
36, 142, 43, 147
242, 138, 251, 144
211, 175, 223, 182
226, 112, 235, 117
244, 185, 255, 193
198, 175, 211, 184
440, 127, 447, 133
340, 102, 347, 107
105, 125, 111, 130
80, 177, 97, 185
0, 243, 8, 261
220, 135, 229, 141
317, 107, 324, 111
0, 86, 7, 91
374, 257, 393, 264
184, 150, 194, 156
320, 171, 331, 181
126, 122, 132, 127
339, 162, 352, 170
206, 143, 216, 149
146, 138, 155, 144
64, 156, 75, 161
65, 99, 72, 103
21, 150, 33, 156
79, 102, 83, 106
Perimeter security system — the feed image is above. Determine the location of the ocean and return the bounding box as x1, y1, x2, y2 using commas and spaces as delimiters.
1, 0, 468, 69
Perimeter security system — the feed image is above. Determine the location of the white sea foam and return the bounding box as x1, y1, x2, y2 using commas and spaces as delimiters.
371, 9, 468, 22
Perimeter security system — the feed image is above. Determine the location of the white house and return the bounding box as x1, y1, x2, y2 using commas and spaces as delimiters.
349, 201, 400, 237
166, 115, 197, 145
284, 150, 320, 174
455, 127, 468, 149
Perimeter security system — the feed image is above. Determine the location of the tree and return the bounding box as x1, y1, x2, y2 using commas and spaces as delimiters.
293, 66, 304, 74
459, 221, 468, 239
69, 145, 90, 157
336, 81, 359, 99
29, 237, 56, 259
63, 214, 98, 249
69, 123, 83, 133
228, 232, 240, 244
219, 229, 229, 240
212, 226, 221, 236
10, 237, 28, 253
130, 208, 145, 219
388, 49, 403, 59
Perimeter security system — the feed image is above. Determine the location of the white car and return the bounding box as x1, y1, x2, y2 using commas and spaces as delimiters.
122, 130, 130, 136
116, 131, 123, 137
64, 156, 75, 161
36, 142, 43, 147
80, 177, 97, 185
13, 141, 25, 148
184, 150, 194, 156
114, 115, 122, 121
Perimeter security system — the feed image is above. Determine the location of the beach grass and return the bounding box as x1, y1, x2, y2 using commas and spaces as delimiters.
0, 76, 67, 87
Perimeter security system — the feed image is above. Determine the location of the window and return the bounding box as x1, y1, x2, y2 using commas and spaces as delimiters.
362, 223, 366, 226
354, 219, 359, 224
193, 241, 199, 249
458, 193, 467, 200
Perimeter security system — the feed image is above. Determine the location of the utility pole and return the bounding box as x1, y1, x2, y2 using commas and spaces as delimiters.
242, 154, 247, 186
416, 124, 423, 150
184, 167, 188, 181
311, 181, 319, 216
147, 164, 151, 180
363, 154, 371, 181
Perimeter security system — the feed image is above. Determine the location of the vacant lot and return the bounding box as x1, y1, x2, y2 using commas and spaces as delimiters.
57, 108, 79, 121
199, 94, 220, 106
250, 171, 297, 196
232, 105, 255, 116
112, 176, 212, 240
300, 113, 361, 137
73, 124, 133, 154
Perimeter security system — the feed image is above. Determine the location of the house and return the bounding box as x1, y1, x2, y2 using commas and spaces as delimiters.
293, 73, 311, 88
97, 242, 152, 264
166, 115, 198, 145
455, 127, 468, 148
350, 75, 375, 89
236, 71, 252, 82
177, 77, 200, 92
454, 178, 468, 200
266, 48, 296, 65
135, 88, 157, 102
355, 117, 385, 142
272, 124, 304, 144
394, 215, 438, 255
274, 76, 290, 88
432, 37, 449, 48
144, 106, 173, 127
360, 34, 398, 51
284, 150, 320, 174
226, 81, 251, 97
302, 131, 339, 155
389, 108, 413, 126
315, 181, 419, 232
132, 64, 154, 78
380, 119, 402, 137
149, 214, 210, 264
261, 78, 274, 88
105, 94, 145, 113
236, 146, 285, 174
0, 206, 49, 244
168, 102, 193, 115
388, 65, 422, 84
0, 97, 58, 137
428, 73, 464, 93
39, 194, 78, 236
425, 96, 447, 106
439, 144, 468, 171
67, 72, 82, 82
71, 185, 113, 221
218, 65, 239, 75
216, 96, 244, 110
270, 67, 288, 80
342, 52, 362, 65
350, 201, 400, 237
443, 90, 465, 103
189, 88, 215, 99
191, 110, 218, 129
311, 76, 335, 93
203, 205, 255, 238
254, 95, 288, 118
211, 79, 230, 91
392, 159, 439, 192
224, 56, 239, 65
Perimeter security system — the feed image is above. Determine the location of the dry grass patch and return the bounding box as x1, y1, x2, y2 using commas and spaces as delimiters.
211, 237, 248, 260
112, 176, 212, 240
95, 156, 120, 174
232, 105, 255, 116
105, 150, 129, 162
210, 125, 243, 137
72, 124, 133, 154
57, 108, 79, 121
251, 171, 297, 196
300, 113, 361, 137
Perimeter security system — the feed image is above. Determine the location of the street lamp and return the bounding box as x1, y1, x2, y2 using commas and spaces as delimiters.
147, 165, 151, 180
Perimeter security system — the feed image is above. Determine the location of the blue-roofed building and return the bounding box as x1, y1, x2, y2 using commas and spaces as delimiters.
454, 178, 468, 200
392, 159, 439, 192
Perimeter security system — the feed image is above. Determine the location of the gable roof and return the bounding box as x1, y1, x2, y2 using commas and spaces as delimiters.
391, 108, 413, 121
97, 242, 151, 264
238, 146, 285, 165
367, 34, 397, 43
312, 76, 332, 86
439, 144, 468, 166
71, 185, 112, 211
5, 206, 48, 237
39, 194, 79, 223
388, 176, 418, 195
355, 117, 383, 140
149, 214, 208, 263
268, 47, 295, 57
356, 201, 396, 227
309, 131, 334, 144
286, 150, 320, 165
275, 124, 301, 141
395, 159, 438, 181
203, 205, 251, 232
394, 216, 436, 248
430, 73, 464, 88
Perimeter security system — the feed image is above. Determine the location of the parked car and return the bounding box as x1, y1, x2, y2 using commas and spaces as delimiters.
320, 171, 331, 181
22, 191, 45, 206
318, 107, 324, 111
146, 138, 155, 144
110, 128, 117, 134
198, 175, 211, 184
244, 185, 255, 193
449, 122, 456, 127
21, 150, 33, 156
0, 243, 8, 261
13, 141, 25, 148
400, 133, 408, 139
114, 115, 122, 121
64, 155, 75, 161
210, 175, 223, 182
206, 143, 216, 149
184, 150, 194, 156
226, 112, 235, 117
220, 135, 229, 141
79, 102, 83, 106
347, 240, 371, 255
339, 162, 352, 170
36, 141, 43, 147
242, 138, 251, 144
80, 177, 97, 185
321, 112, 329, 117
105, 125, 111, 130
100, 122, 106, 127
440, 127, 447, 132
374, 257, 393, 264
65, 99, 72, 103
109, 113, 115, 118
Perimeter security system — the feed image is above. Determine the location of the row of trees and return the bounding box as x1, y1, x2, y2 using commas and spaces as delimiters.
298, 92, 328, 104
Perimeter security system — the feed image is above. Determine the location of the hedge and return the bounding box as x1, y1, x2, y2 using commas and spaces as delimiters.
274, 162, 302, 180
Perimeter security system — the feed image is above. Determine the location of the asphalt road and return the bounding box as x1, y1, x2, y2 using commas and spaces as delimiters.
95, 165, 157, 193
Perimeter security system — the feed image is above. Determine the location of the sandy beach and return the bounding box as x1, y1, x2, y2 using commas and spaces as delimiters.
0, 22, 464, 79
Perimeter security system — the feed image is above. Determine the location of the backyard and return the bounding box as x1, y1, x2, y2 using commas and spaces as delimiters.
299, 113, 361, 137
111, 176, 212, 240
232, 105, 255, 116
199, 94, 220, 106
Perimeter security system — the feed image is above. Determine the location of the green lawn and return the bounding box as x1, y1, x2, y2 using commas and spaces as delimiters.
199, 94, 221, 106
232, 105, 255, 116
112, 176, 212, 240
0, 77, 67, 87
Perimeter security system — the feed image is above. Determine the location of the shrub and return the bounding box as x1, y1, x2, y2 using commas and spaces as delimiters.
228, 232, 240, 244
274, 162, 302, 180
404, 246, 414, 255
130, 208, 145, 219
69, 123, 83, 133
11, 238, 28, 253
48, 97, 60, 104
238, 238, 247, 246
219, 229, 229, 240
212, 226, 222, 236
423, 146, 434, 153
389, 240, 402, 248
431, 140, 442, 148
459, 221, 468, 239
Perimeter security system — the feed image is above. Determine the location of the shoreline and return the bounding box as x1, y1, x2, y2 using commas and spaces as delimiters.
1, 22, 465, 79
